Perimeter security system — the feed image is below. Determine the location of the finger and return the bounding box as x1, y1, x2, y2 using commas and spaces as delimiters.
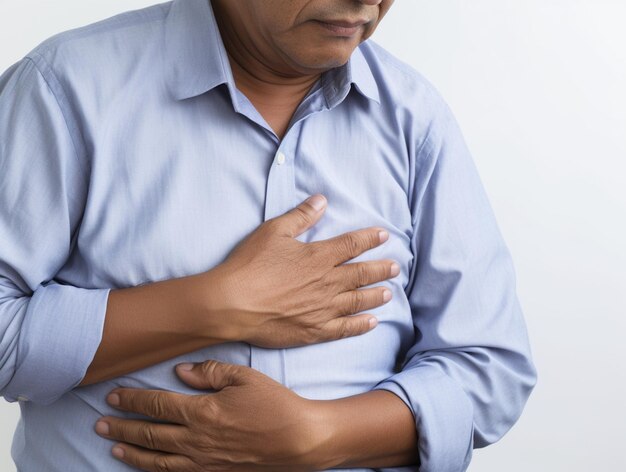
321, 314, 379, 341
332, 286, 392, 317
106, 388, 191, 424
332, 259, 400, 291
110, 442, 196, 472
269, 194, 327, 238
96, 417, 187, 454
315, 227, 389, 265
175, 359, 254, 391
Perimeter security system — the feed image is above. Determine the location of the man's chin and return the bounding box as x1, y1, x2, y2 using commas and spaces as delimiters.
289, 51, 355, 74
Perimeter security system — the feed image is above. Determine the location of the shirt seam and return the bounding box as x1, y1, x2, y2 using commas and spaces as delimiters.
411, 104, 450, 228
32, 4, 169, 58
404, 104, 450, 296
23, 54, 89, 179
409, 105, 447, 228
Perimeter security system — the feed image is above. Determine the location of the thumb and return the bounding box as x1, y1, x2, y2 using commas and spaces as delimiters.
175, 360, 251, 391
273, 194, 327, 238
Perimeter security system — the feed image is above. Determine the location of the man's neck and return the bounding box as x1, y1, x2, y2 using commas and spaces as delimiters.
212, 2, 321, 139
225, 48, 320, 110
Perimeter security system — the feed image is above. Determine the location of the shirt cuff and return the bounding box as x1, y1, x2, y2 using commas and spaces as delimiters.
372, 364, 474, 472
3, 282, 110, 405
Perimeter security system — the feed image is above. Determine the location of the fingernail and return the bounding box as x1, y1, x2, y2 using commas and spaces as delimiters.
95, 421, 110, 435
112, 446, 125, 459
369, 317, 379, 328
106, 393, 120, 406
306, 194, 326, 211
177, 363, 194, 372
378, 230, 389, 243
383, 289, 392, 302
390, 262, 400, 276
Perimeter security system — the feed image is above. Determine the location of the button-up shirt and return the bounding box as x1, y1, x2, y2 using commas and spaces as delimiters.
0, 0, 536, 471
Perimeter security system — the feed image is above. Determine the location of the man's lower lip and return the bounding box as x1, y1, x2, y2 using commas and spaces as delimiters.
315, 21, 362, 37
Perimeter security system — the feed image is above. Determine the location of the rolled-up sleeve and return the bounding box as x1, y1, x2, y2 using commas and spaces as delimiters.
0, 57, 110, 405
372, 97, 537, 471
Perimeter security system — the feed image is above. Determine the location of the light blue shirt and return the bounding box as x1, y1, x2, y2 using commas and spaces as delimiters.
0, 0, 536, 470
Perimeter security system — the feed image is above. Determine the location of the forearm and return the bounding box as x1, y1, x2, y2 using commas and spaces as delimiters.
80, 267, 234, 386
308, 390, 420, 470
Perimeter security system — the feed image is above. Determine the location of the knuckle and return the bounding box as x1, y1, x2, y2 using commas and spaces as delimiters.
194, 397, 216, 425
222, 364, 239, 382
292, 206, 312, 226
373, 262, 384, 280
345, 233, 361, 256
371, 229, 382, 247
333, 234, 356, 260
305, 325, 323, 344
356, 263, 368, 287
350, 290, 364, 314
140, 423, 158, 449
332, 293, 350, 317
151, 395, 167, 418
154, 454, 171, 472
233, 364, 254, 381
303, 331, 317, 345
200, 360, 218, 378
335, 320, 351, 339
300, 241, 318, 262
319, 268, 337, 289
178, 429, 195, 452
375, 262, 387, 281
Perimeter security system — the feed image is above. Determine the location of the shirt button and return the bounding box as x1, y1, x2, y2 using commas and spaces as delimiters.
276, 152, 286, 165
17, 395, 29, 402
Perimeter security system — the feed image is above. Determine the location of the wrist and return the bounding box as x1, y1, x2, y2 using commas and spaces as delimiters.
191, 263, 249, 344
301, 391, 421, 470
299, 399, 344, 471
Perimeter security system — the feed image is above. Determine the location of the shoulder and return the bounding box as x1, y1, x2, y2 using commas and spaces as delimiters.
24, 2, 172, 83
357, 39, 459, 158
358, 39, 449, 116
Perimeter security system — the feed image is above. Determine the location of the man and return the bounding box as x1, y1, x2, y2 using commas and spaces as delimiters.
0, 0, 537, 470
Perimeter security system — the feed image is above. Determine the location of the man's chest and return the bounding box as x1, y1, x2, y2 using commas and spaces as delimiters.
67, 90, 415, 290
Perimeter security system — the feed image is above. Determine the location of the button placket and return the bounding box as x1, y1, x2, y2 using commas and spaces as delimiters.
276, 151, 286, 165
251, 140, 298, 387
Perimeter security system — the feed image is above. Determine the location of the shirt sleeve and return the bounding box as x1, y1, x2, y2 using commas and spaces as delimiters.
0, 57, 110, 405
371, 97, 537, 471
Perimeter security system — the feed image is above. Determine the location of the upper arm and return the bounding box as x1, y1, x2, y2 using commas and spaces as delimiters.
0, 57, 109, 404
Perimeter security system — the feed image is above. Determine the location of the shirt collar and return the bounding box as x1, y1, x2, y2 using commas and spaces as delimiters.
321, 45, 381, 107
164, 0, 380, 106
164, 0, 230, 101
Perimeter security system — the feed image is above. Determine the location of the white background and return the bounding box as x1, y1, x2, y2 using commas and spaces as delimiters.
1, 1, 625, 470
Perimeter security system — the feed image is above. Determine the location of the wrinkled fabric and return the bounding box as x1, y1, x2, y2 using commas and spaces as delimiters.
0, 1, 536, 470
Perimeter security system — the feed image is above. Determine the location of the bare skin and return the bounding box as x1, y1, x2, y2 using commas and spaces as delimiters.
91, 0, 421, 469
